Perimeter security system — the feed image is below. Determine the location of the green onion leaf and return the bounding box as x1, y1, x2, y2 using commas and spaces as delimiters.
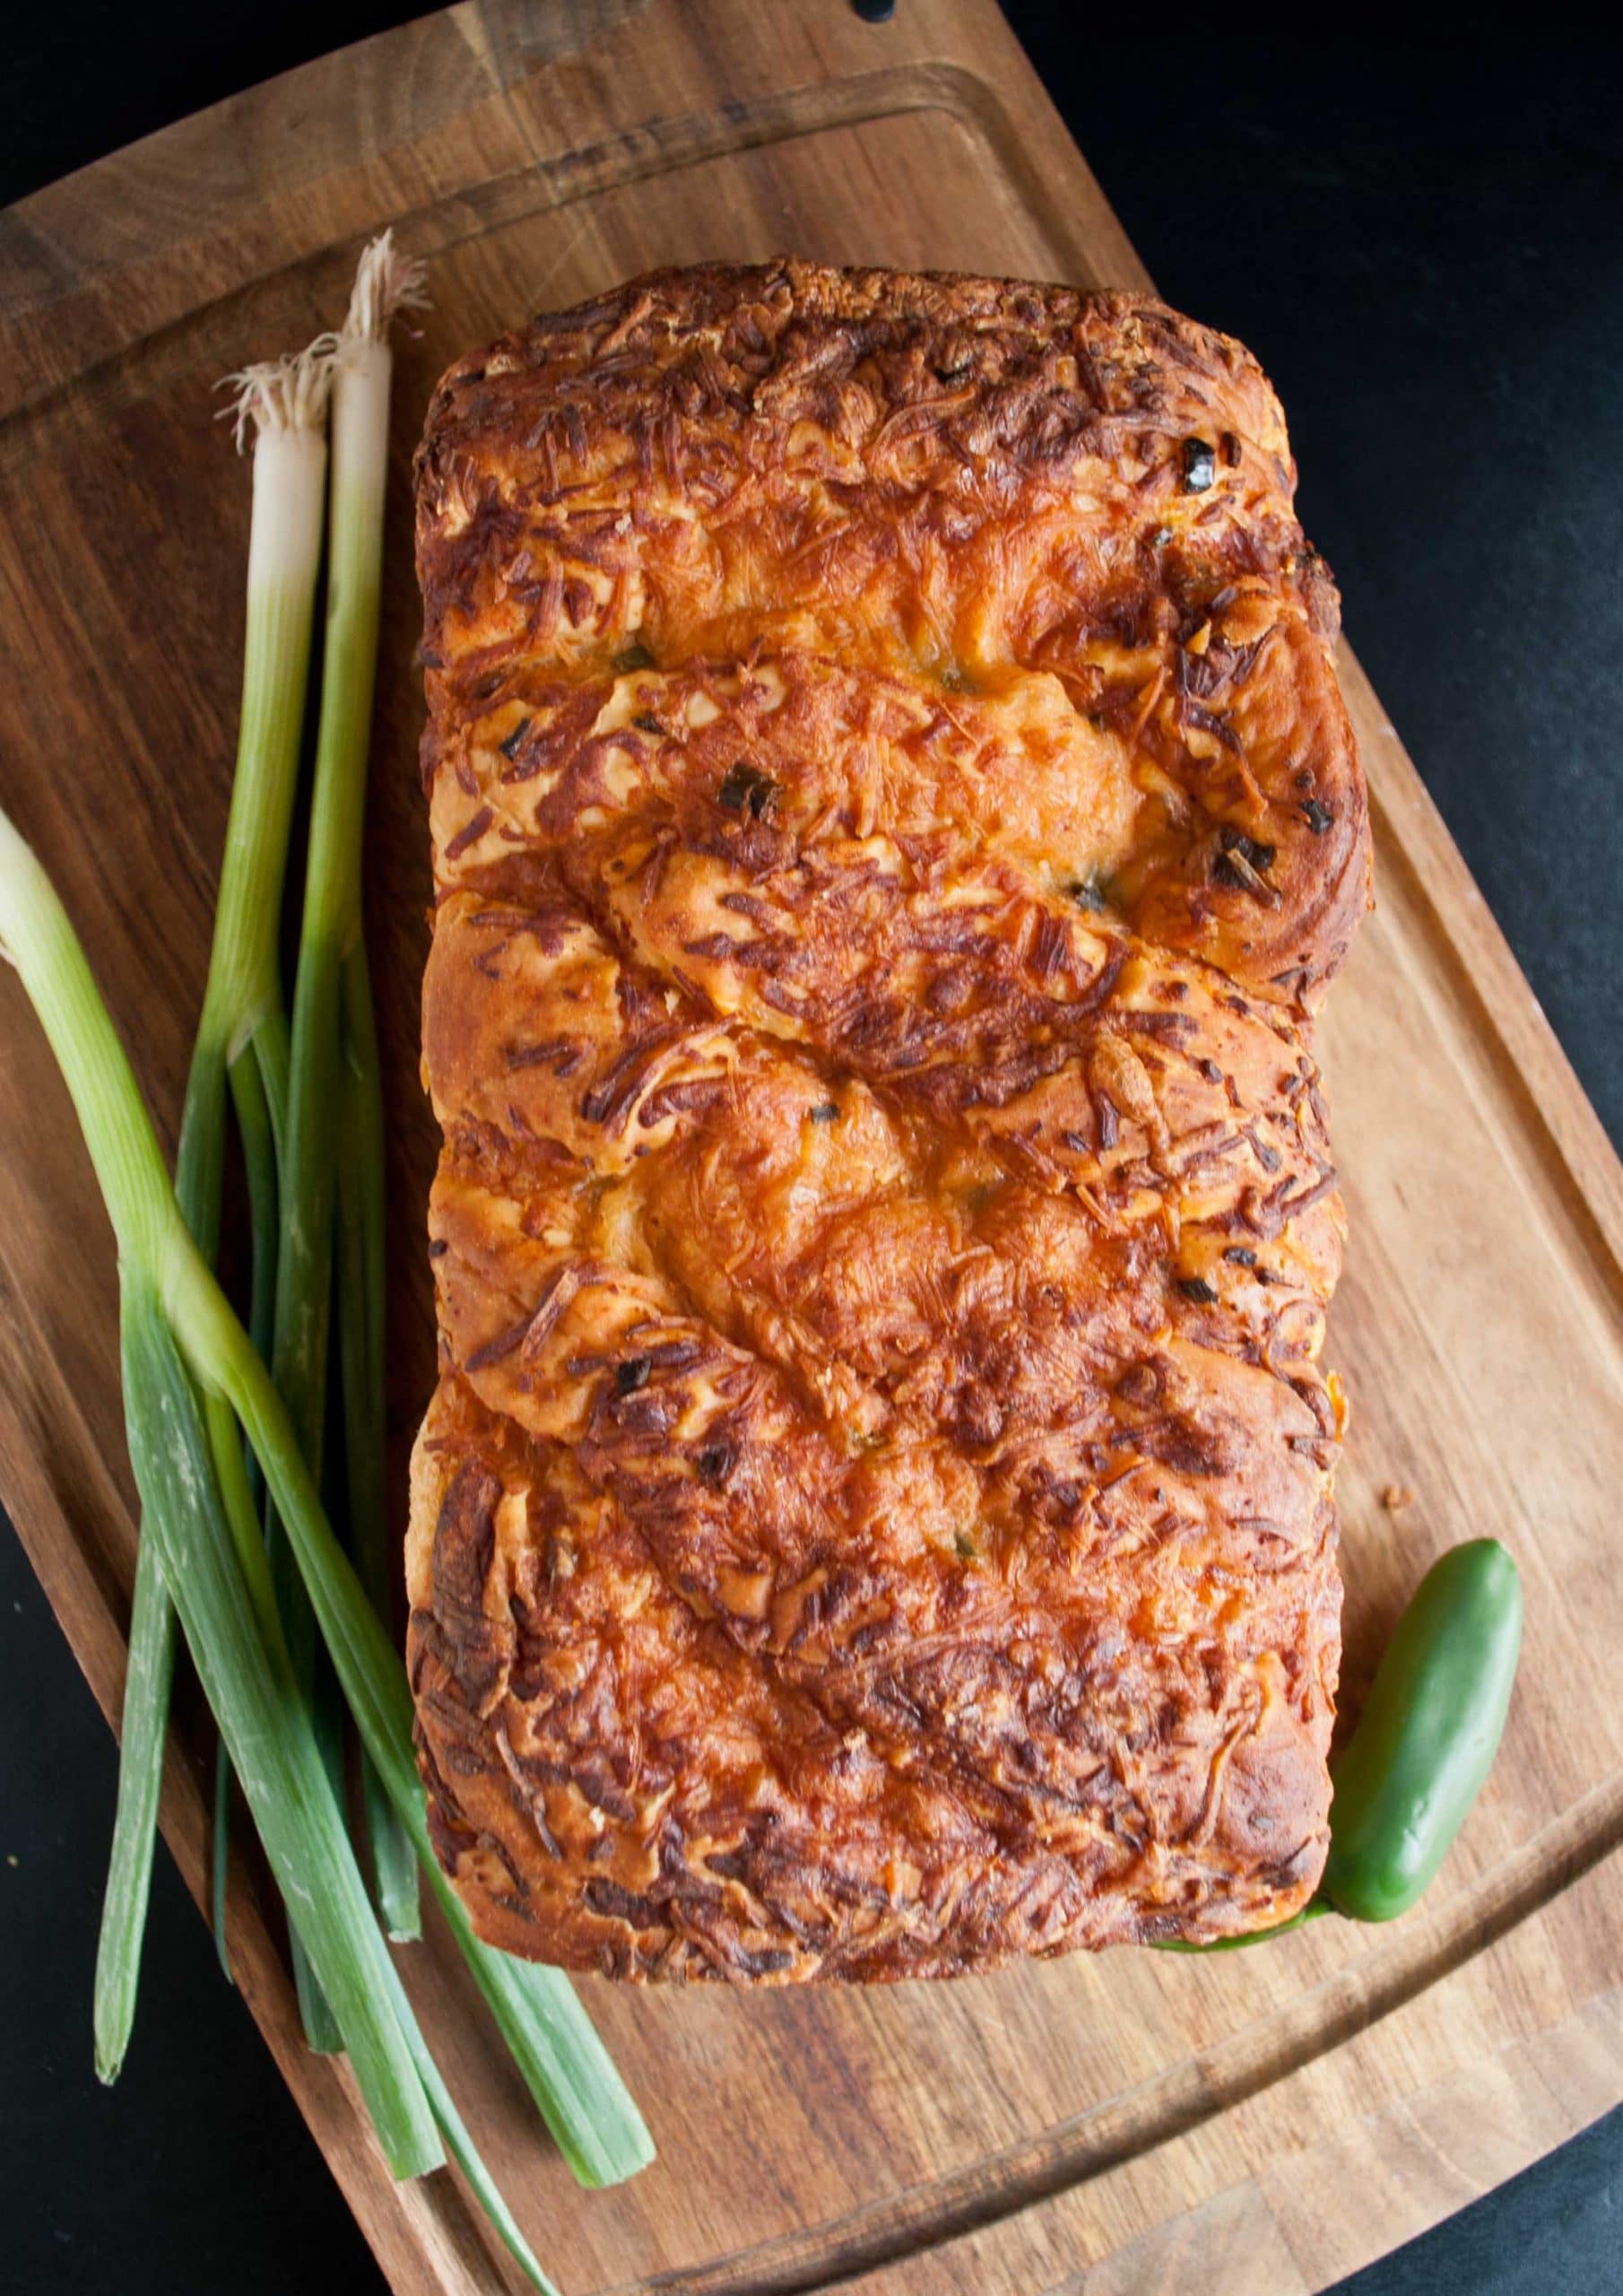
92, 1537, 177, 2083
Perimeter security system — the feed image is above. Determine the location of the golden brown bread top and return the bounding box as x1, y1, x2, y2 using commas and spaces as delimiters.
409, 261, 1367, 1979
417, 258, 1368, 1001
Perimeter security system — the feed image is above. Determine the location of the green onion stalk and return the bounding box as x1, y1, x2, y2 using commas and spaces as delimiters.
94, 342, 334, 2076
267, 238, 424, 2041
0, 804, 653, 2279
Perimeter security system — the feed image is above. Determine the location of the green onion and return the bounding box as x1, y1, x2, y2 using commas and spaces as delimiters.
2, 807, 436, 2178
1, 795, 652, 2163
19, 228, 653, 2231
0, 804, 638, 2280
268, 236, 425, 1993
95, 344, 333, 2076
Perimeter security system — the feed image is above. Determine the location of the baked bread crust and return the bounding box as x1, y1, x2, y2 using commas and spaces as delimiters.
409, 260, 1369, 1980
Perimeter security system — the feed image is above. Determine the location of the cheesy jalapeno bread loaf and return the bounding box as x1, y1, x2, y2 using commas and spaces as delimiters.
409, 261, 1370, 1980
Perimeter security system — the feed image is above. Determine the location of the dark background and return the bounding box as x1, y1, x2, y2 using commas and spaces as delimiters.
4, 4, 1622, 2292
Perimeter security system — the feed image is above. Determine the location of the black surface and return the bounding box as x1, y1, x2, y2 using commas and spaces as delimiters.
4, 6, 1622, 2293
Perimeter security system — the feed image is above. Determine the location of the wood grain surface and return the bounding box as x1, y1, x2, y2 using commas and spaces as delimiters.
3, 4, 1621, 2292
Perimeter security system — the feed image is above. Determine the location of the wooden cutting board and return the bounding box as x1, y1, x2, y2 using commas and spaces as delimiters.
4, 4, 1623, 2291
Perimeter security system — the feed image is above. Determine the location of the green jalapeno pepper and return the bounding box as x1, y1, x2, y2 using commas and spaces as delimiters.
1320, 1537, 1522, 1922
1153, 1537, 1521, 1950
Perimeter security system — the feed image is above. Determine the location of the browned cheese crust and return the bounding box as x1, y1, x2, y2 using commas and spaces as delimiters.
409, 260, 1371, 1981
